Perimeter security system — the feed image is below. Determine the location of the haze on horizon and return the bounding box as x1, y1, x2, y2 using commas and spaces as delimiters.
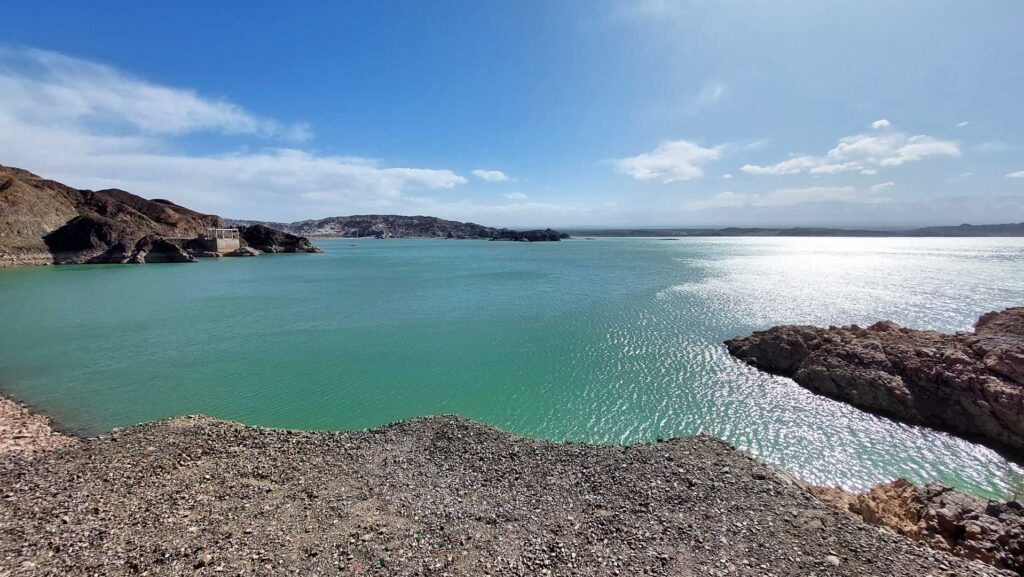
1, 1, 1022, 229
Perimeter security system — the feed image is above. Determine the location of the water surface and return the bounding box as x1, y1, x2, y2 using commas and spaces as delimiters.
1, 237, 1022, 498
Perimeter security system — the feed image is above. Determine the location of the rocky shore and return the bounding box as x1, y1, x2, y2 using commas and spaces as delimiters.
812, 480, 1024, 573
1, 404, 1017, 576
726, 307, 1024, 458
0, 396, 77, 458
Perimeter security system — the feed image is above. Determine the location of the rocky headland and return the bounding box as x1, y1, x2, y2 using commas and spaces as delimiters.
236, 224, 324, 254
0, 165, 323, 267
2, 405, 1018, 577
226, 215, 569, 241
0, 165, 222, 266
725, 307, 1024, 458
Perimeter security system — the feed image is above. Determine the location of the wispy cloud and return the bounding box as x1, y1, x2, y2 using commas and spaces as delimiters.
741, 123, 960, 176
615, 140, 723, 182
957, 121, 970, 128
688, 186, 893, 210
471, 169, 509, 182
0, 47, 468, 220
502, 192, 528, 200
1008, 170, 1024, 178
869, 181, 895, 192
0, 47, 310, 140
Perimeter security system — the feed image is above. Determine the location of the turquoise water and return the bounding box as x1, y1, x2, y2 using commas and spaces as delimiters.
1, 237, 1023, 497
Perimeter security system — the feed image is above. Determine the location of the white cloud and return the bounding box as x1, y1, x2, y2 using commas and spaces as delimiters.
0, 47, 309, 140
741, 155, 818, 175
502, 192, 528, 200
0, 47, 468, 220
722, 173, 733, 179
689, 186, 893, 210
869, 181, 895, 192
742, 126, 960, 176
615, 140, 723, 182
860, 169, 877, 175
871, 119, 891, 130
472, 169, 509, 182
957, 121, 970, 128
1008, 170, 1024, 178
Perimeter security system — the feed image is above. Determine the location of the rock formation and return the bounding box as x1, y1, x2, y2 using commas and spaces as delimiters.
225, 246, 261, 257
810, 479, 1024, 574
488, 227, 567, 242
725, 307, 1024, 457
227, 215, 569, 241
1, 165, 221, 266
237, 224, 323, 253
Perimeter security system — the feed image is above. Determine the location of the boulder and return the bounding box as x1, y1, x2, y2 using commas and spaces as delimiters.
225, 246, 261, 257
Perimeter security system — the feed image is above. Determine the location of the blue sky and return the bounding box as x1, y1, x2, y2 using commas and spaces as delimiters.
1, 1, 1022, 227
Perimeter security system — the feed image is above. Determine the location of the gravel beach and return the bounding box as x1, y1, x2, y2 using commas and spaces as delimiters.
0, 409, 1012, 576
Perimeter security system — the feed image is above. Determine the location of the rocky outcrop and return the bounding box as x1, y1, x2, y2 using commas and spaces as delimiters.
810, 479, 1024, 574
227, 215, 568, 241
725, 308, 1024, 457
237, 224, 322, 253
0, 411, 1011, 576
124, 236, 197, 264
225, 246, 261, 257
489, 228, 568, 242
1, 165, 222, 266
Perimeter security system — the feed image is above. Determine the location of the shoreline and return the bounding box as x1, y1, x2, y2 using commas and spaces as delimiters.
0, 394, 78, 457
2, 390, 1022, 575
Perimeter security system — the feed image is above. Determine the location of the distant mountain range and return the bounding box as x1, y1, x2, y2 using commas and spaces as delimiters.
565, 223, 1024, 238
225, 215, 568, 242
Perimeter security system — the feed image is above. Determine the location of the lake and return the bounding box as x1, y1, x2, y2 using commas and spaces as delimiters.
1, 237, 1022, 497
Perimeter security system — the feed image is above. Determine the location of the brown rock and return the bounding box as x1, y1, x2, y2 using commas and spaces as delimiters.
725, 307, 1024, 457
0, 165, 221, 266
812, 479, 1024, 574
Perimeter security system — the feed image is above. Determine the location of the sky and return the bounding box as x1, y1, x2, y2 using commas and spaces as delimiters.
1, 1, 1023, 228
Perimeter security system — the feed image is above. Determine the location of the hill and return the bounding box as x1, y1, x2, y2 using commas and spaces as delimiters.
226, 215, 568, 241
0, 165, 222, 266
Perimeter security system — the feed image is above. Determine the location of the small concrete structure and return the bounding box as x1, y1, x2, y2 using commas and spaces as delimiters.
195, 228, 241, 253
